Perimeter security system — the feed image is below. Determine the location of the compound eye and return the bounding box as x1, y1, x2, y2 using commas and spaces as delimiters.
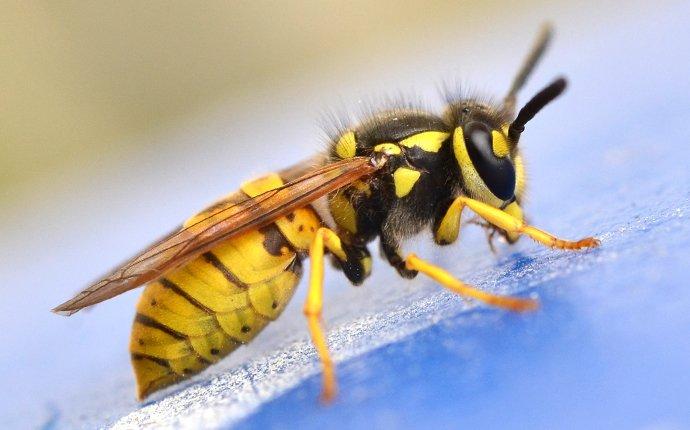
463, 121, 516, 201
465, 122, 492, 150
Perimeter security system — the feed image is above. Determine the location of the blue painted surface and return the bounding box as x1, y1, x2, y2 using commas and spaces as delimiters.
2, 3, 689, 429
234, 111, 690, 429
239, 216, 690, 429
234, 8, 690, 427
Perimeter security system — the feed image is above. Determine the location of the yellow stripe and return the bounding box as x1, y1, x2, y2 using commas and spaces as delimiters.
247, 271, 299, 319
166, 354, 207, 375
514, 153, 526, 199
212, 230, 295, 284
138, 283, 217, 337
329, 191, 358, 233
216, 307, 268, 343
393, 167, 421, 198
188, 330, 233, 362
273, 207, 321, 251
335, 131, 357, 159
185, 257, 245, 294
373, 143, 402, 155
131, 354, 176, 400
130, 322, 192, 360
491, 130, 510, 157
241, 173, 283, 197
166, 268, 247, 313
399, 131, 449, 153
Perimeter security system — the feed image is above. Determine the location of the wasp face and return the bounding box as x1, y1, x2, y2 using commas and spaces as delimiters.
448, 103, 518, 207
461, 120, 516, 200
445, 78, 566, 208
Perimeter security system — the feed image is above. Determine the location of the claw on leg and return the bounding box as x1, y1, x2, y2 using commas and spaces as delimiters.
520, 225, 600, 249
305, 315, 337, 402
405, 253, 539, 312
467, 218, 500, 254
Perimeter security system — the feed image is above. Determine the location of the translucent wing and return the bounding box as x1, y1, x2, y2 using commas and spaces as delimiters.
53, 155, 386, 316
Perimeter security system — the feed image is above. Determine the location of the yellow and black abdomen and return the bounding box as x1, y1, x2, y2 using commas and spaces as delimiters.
130, 173, 322, 399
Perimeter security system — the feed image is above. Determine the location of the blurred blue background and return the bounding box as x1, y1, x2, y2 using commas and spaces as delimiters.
1, 1, 689, 429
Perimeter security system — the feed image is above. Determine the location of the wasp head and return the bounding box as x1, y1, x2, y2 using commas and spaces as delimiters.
445, 77, 566, 208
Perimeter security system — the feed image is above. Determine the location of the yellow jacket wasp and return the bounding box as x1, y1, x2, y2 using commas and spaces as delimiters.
54, 25, 599, 402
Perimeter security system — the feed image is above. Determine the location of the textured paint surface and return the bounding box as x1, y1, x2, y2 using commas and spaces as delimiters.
1, 2, 689, 429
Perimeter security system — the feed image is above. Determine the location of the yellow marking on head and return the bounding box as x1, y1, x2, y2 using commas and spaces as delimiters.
491, 130, 510, 157
514, 154, 526, 199
452, 127, 505, 208
393, 167, 421, 198
335, 131, 357, 159
399, 131, 449, 153
329, 191, 358, 234
373, 143, 402, 155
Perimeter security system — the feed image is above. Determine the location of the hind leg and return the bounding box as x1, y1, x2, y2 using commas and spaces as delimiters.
304, 227, 351, 402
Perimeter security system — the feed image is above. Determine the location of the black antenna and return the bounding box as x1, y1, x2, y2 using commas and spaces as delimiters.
508, 77, 567, 145
504, 23, 554, 115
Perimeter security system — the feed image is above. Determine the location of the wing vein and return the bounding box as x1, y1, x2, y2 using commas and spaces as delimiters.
52, 155, 386, 315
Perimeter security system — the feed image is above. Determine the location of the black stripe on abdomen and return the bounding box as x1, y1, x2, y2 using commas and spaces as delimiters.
202, 251, 249, 289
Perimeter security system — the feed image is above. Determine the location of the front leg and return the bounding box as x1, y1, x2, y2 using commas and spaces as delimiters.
442, 196, 599, 250
466, 217, 500, 254
466, 200, 526, 252
335, 242, 373, 286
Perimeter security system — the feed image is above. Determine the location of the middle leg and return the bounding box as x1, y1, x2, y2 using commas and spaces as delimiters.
304, 227, 351, 402
405, 253, 539, 312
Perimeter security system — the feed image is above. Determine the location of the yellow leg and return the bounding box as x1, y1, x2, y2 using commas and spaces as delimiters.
304, 227, 347, 403
458, 197, 600, 250
405, 253, 539, 312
